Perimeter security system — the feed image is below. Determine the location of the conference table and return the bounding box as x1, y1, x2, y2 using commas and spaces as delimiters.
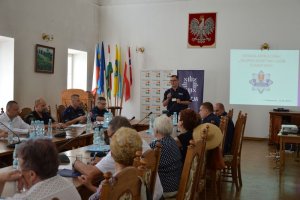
278, 132, 300, 173
0, 124, 179, 199
0, 146, 94, 199
0, 126, 93, 167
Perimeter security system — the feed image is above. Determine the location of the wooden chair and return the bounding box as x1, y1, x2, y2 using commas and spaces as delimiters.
219, 115, 229, 154
61, 89, 94, 111
176, 131, 207, 200
222, 112, 247, 191
99, 167, 142, 200
133, 142, 161, 195
108, 106, 122, 116
56, 104, 66, 123
19, 107, 32, 120
227, 109, 233, 120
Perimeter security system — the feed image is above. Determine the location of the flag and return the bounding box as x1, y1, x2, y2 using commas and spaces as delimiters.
123, 62, 131, 101
92, 43, 101, 95
118, 46, 122, 98
106, 45, 113, 99
128, 47, 133, 85
112, 45, 119, 97
99, 42, 106, 95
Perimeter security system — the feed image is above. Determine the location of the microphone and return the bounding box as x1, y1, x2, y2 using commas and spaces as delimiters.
0, 121, 21, 148
129, 116, 135, 121
135, 112, 153, 125
57, 129, 87, 164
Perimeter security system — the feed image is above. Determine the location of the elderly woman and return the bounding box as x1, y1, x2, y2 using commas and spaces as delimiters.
175, 109, 199, 162
0, 138, 81, 200
149, 115, 182, 198
88, 127, 143, 200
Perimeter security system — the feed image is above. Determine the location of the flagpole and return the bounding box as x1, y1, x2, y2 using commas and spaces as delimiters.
120, 61, 126, 110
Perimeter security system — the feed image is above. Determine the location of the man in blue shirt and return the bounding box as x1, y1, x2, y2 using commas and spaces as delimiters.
62, 94, 86, 126
162, 75, 191, 116
91, 97, 108, 122
199, 102, 220, 126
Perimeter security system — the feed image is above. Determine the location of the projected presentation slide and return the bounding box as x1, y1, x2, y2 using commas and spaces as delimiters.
230, 50, 300, 106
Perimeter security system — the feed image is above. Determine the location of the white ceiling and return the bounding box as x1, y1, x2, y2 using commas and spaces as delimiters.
90, 0, 187, 6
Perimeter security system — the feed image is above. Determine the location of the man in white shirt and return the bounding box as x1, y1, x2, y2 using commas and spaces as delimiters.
0, 101, 30, 134
74, 116, 163, 200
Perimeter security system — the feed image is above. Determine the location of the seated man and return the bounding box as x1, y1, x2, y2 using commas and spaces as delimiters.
62, 94, 86, 126
214, 103, 235, 154
0, 101, 30, 134
199, 102, 220, 126
91, 97, 108, 122
74, 116, 163, 200
25, 98, 55, 125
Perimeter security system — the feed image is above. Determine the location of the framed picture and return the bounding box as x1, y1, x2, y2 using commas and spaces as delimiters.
188, 13, 217, 48
35, 44, 55, 73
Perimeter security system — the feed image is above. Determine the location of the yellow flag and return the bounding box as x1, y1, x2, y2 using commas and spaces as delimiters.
113, 45, 119, 97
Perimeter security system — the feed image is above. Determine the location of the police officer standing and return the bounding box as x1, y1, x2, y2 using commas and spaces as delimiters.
162, 75, 191, 116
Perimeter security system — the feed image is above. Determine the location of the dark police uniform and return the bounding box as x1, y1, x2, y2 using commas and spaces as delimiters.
201, 113, 220, 126
25, 111, 55, 125
62, 106, 85, 124
163, 86, 191, 115
91, 106, 108, 122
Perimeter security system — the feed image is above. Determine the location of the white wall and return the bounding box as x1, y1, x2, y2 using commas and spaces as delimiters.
0, 36, 14, 108
99, 0, 300, 138
0, 0, 99, 113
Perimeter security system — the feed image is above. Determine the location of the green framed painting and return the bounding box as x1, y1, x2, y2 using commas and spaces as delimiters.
35, 44, 55, 73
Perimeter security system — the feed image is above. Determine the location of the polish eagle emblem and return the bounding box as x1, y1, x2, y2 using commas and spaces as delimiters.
189, 16, 215, 44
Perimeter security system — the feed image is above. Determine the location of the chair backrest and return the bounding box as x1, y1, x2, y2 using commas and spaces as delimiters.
133, 142, 161, 194
19, 107, 32, 120
48, 105, 52, 115
177, 132, 207, 200
55, 104, 66, 123
100, 167, 142, 200
108, 106, 122, 116
231, 112, 247, 159
219, 115, 229, 154
227, 108, 233, 119
61, 89, 94, 111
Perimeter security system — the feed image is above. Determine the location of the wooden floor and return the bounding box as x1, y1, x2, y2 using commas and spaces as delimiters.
217, 140, 300, 200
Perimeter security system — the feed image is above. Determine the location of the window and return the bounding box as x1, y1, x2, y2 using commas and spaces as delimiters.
67, 49, 87, 90
0, 36, 14, 109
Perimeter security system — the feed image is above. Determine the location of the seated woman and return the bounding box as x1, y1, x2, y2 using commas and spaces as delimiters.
175, 108, 199, 162
149, 115, 182, 198
88, 127, 143, 200
0, 138, 81, 199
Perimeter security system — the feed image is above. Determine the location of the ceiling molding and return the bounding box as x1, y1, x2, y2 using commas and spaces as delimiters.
90, 0, 188, 6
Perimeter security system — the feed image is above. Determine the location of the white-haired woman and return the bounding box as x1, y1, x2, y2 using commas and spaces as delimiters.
149, 115, 182, 198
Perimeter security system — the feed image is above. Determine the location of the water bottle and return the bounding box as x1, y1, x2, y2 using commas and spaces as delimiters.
47, 119, 53, 139
12, 144, 18, 169
103, 113, 109, 128
29, 121, 36, 138
99, 128, 105, 146
7, 122, 14, 144
93, 128, 100, 145
86, 113, 92, 133
148, 114, 154, 134
172, 112, 178, 125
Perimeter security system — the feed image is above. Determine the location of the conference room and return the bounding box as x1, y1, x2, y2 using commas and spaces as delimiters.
0, 0, 300, 199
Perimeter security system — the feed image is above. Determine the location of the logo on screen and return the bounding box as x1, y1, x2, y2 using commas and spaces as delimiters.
249, 71, 273, 94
